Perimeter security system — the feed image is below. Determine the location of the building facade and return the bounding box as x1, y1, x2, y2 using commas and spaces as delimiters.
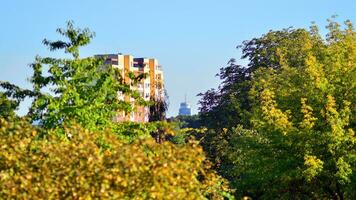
98, 54, 164, 122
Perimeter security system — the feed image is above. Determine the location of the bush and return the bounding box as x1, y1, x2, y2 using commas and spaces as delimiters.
0, 118, 231, 199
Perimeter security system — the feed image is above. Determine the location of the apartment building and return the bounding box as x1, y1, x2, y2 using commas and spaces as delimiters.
98, 54, 165, 122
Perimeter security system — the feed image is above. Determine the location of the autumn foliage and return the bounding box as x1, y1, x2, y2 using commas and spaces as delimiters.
0, 118, 229, 199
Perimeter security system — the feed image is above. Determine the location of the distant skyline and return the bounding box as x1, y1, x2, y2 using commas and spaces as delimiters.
1, 0, 355, 117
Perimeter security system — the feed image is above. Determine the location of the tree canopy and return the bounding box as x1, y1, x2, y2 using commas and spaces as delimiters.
198, 17, 355, 199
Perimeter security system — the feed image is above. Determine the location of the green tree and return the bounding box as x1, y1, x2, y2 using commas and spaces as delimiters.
0, 82, 34, 119
169, 114, 203, 129
199, 18, 356, 199
198, 19, 335, 131
0, 92, 17, 118
245, 18, 355, 199
198, 59, 251, 129
1, 21, 143, 131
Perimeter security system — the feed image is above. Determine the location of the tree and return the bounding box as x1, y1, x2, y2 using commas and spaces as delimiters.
1, 21, 142, 131
0, 82, 35, 119
244, 18, 355, 199
0, 92, 17, 118
198, 22, 328, 130
148, 91, 169, 143
199, 18, 356, 199
198, 59, 251, 129
169, 114, 203, 129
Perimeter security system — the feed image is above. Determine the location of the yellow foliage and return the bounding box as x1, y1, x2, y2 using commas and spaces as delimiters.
260, 89, 292, 134
300, 98, 317, 130
0, 118, 230, 199
303, 155, 324, 182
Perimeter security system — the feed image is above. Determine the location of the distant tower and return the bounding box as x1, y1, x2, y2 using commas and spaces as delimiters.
178, 94, 191, 116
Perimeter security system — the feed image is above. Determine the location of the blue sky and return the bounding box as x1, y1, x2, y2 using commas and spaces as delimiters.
1, 0, 355, 117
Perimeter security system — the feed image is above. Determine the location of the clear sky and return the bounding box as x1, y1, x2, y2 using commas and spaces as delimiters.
1, 0, 355, 117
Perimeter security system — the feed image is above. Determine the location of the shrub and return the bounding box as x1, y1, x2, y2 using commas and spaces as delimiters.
0, 118, 230, 199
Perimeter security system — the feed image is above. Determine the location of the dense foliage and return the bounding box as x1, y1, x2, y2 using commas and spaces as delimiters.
169, 115, 203, 129
0, 118, 230, 199
0, 93, 17, 119
198, 18, 355, 199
